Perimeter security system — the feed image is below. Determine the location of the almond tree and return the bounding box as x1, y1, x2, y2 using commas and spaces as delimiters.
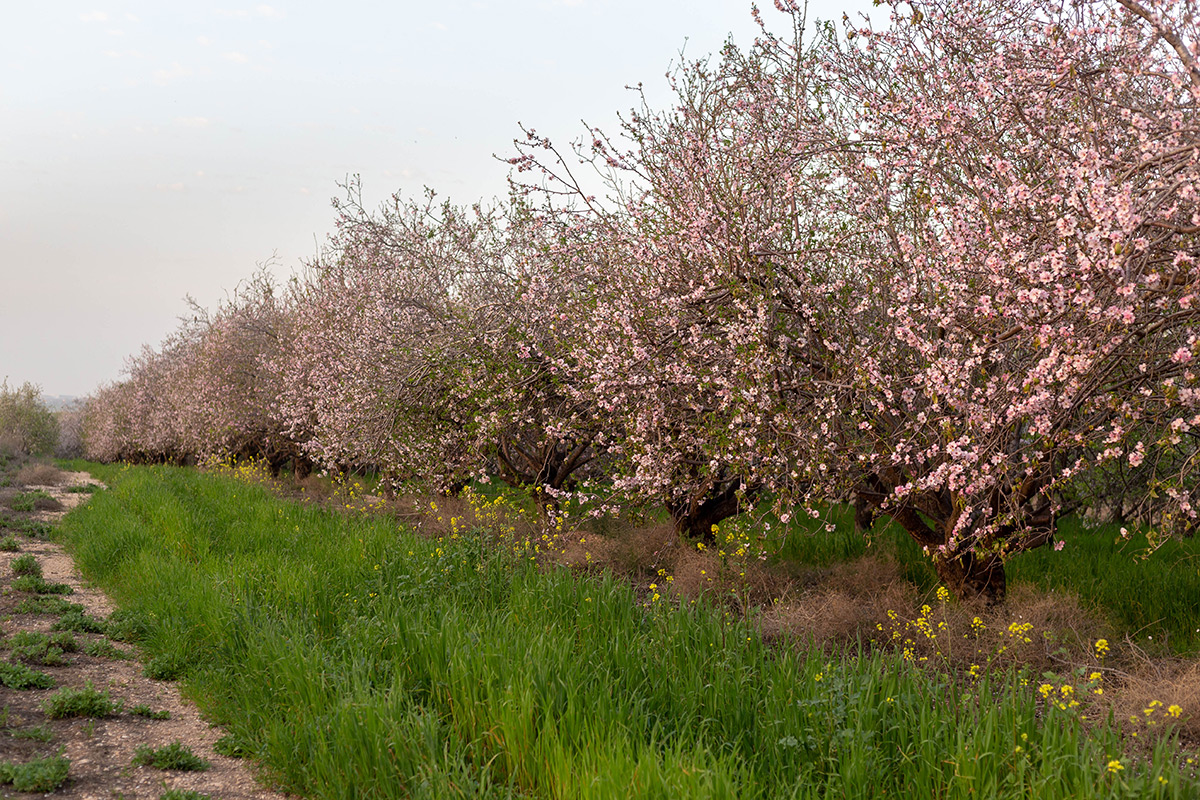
515, 0, 1200, 601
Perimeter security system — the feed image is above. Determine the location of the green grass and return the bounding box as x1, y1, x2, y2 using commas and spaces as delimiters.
0, 517, 52, 537
8, 490, 51, 513
160, 790, 212, 800
131, 741, 209, 771
104, 607, 149, 642
1008, 516, 1200, 654
9, 724, 54, 742
0, 754, 70, 792
53, 608, 107, 633
82, 638, 132, 660
52, 464, 1199, 799
42, 684, 121, 719
0, 534, 18, 551
213, 733, 250, 758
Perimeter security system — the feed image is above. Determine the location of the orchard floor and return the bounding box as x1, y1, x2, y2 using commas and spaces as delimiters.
0, 466, 289, 800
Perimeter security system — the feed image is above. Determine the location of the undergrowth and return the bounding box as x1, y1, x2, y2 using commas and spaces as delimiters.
54, 464, 1200, 799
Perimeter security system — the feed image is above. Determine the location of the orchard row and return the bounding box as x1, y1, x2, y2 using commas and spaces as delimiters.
84, 0, 1200, 601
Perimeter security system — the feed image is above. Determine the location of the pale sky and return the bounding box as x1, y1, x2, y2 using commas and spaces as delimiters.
0, 0, 869, 398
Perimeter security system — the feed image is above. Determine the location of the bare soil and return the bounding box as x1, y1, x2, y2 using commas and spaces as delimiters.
0, 468, 291, 800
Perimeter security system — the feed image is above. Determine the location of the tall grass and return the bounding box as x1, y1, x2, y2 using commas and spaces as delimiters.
58, 466, 1195, 799
758, 501, 1200, 653
1008, 517, 1200, 654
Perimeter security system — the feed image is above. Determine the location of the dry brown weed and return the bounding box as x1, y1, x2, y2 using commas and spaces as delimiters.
17, 461, 67, 487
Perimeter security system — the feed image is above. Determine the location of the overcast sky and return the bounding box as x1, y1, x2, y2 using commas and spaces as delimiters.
0, 0, 869, 398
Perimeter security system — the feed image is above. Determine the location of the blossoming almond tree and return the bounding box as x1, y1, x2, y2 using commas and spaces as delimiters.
514, 0, 1200, 600
274, 180, 602, 504
805, 0, 1200, 600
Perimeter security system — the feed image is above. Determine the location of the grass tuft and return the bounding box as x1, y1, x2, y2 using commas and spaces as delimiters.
12, 574, 72, 594
0, 661, 55, 690
15, 596, 82, 616
8, 724, 54, 742
144, 653, 188, 681
160, 790, 212, 800
213, 733, 250, 758
53, 608, 106, 633
42, 684, 121, 719
129, 704, 170, 719
131, 741, 210, 771
0, 754, 70, 792
9, 630, 77, 667
105, 608, 149, 643
10, 553, 40, 577
82, 639, 133, 660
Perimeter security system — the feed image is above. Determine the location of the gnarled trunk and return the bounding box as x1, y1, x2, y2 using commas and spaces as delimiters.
853, 471, 1055, 605
934, 547, 1006, 605
494, 432, 596, 515
666, 477, 754, 543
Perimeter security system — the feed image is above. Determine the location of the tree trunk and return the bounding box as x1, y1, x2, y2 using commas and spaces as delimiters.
667, 481, 745, 543
293, 456, 312, 481
934, 548, 1006, 605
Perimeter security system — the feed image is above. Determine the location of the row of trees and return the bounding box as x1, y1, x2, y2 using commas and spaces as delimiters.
85, 0, 1200, 602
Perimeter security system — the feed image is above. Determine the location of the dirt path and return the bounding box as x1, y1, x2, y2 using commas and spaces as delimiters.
0, 468, 291, 800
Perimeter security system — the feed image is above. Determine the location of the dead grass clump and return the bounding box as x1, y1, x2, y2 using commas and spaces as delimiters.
1107, 661, 1200, 743
613, 524, 677, 573
555, 529, 626, 571
414, 495, 473, 538
760, 556, 917, 645
292, 475, 333, 502
16, 463, 65, 487
857, 582, 1110, 676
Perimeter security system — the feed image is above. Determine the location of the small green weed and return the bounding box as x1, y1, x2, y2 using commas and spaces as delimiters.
0, 754, 70, 792
129, 704, 170, 720
160, 790, 212, 800
15, 596, 82, 616
12, 575, 72, 594
131, 741, 209, 771
0, 535, 18, 551
8, 490, 55, 513
105, 608, 149, 643
8, 519, 51, 537
11, 630, 79, 651
144, 653, 187, 681
0, 661, 55, 689
213, 733, 250, 758
9, 724, 53, 742
42, 684, 120, 719
82, 639, 132, 660
10, 631, 78, 666
66, 484, 99, 494
53, 608, 106, 633
10, 553, 40, 577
